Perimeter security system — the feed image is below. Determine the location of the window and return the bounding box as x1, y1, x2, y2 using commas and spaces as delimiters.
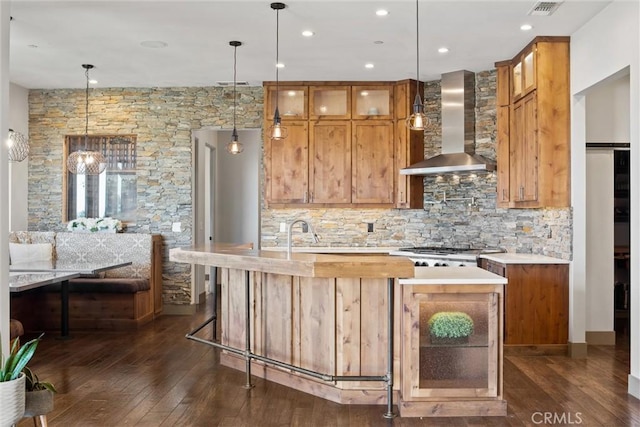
64, 135, 137, 223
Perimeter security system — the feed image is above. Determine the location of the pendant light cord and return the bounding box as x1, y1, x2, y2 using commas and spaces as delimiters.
415, 0, 420, 95
275, 6, 280, 113
233, 43, 237, 130
85, 66, 90, 149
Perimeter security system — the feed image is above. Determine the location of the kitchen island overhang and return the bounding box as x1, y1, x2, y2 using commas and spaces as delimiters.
169, 245, 507, 417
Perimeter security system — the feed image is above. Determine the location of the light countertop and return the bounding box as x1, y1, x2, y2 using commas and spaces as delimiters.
399, 266, 507, 285
169, 244, 414, 278
261, 246, 400, 254
479, 253, 570, 264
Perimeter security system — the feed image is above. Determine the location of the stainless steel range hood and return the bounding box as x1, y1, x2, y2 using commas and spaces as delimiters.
400, 70, 495, 175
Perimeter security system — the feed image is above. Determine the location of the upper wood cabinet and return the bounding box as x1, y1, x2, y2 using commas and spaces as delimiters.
495, 36, 570, 209
395, 80, 426, 209
264, 80, 423, 208
265, 86, 308, 120
309, 86, 351, 120
309, 121, 352, 203
352, 120, 395, 204
352, 85, 393, 120
264, 120, 309, 204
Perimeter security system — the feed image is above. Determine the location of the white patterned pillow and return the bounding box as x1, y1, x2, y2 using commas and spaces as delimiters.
9, 242, 53, 264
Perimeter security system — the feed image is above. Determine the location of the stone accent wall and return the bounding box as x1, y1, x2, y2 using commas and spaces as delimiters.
261, 70, 572, 260
28, 71, 572, 306
28, 86, 263, 305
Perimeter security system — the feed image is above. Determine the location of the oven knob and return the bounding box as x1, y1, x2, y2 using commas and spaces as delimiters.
441, 263, 449, 267
414, 261, 420, 266
434, 262, 441, 267
459, 263, 467, 267
421, 262, 428, 267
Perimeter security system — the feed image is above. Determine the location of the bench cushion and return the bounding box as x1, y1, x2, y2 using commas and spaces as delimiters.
46, 278, 150, 293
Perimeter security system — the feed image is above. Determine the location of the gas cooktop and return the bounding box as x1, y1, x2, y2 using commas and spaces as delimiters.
396, 247, 505, 256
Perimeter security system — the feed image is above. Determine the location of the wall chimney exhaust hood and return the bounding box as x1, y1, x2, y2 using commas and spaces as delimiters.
400, 70, 495, 175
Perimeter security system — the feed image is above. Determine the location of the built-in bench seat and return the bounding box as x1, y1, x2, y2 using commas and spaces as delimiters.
9, 231, 163, 331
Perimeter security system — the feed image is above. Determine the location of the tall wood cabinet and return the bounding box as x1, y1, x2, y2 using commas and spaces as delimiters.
263, 80, 425, 208
495, 36, 570, 208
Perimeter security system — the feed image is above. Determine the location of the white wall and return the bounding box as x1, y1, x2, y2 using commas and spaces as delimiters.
1, 1, 11, 359
570, 0, 640, 398
586, 76, 631, 143
215, 129, 260, 250
9, 83, 29, 231
585, 150, 615, 332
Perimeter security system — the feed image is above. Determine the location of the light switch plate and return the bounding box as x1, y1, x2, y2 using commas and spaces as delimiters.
280, 222, 286, 232
172, 222, 182, 232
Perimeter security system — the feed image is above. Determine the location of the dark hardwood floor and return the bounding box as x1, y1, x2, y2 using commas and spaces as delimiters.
17, 299, 639, 427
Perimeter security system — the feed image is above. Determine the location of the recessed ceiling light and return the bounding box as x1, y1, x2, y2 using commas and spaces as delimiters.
288, 91, 296, 96
520, 24, 533, 31
302, 30, 314, 37
27, 44, 38, 49
374, 40, 384, 45
276, 62, 285, 68
140, 40, 168, 48
89, 79, 98, 85
376, 9, 388, 16
365, 63, 374, 69
438, 47, 449, 53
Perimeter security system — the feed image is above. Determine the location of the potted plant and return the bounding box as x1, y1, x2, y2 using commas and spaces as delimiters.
428, 312, 474, 345
23, 365, 56, 418
0, 334, 43, 426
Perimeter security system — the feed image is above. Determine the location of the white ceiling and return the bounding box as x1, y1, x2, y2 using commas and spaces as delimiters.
8, 0, 612, 89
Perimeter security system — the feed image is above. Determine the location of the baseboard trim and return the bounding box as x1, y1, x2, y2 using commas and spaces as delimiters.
568, 341, 588, 358
586, 331, 616, 345
162, 304, 197, 315
504, 344, 567, 356
629, 374, 640, 399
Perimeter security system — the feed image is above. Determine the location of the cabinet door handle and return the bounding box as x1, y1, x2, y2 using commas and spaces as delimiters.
519, 186, 524, 200
304, 192, 308, 203
502, 189, 507, 201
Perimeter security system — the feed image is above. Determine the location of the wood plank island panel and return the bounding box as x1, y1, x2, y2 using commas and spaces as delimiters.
221, 269, 394, 404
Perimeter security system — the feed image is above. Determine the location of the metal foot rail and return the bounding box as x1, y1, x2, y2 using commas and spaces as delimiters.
186, 274, 396, 419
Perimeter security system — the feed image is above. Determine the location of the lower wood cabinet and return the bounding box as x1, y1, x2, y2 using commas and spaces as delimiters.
480, 259, 569, 347
399, 283, 507, 417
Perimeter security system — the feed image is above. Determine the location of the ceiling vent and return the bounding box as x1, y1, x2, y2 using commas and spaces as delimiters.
216, 81, 249, 86
528, 1, 563, 16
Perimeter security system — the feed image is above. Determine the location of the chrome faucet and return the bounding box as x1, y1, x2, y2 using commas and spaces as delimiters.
287, 219, 320, 259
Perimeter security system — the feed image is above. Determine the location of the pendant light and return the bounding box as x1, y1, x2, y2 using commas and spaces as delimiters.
7, 129, 29, 162
67, 64, 107, 175
407, 0, 429, 131
269, 2, 288, 140
227, 41, 244, 155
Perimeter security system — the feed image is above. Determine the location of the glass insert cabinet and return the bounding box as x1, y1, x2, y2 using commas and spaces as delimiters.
399, 283, 507, 417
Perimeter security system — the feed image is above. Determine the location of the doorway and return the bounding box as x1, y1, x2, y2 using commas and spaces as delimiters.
584, 72, 631, 346
191, 128, 261, 304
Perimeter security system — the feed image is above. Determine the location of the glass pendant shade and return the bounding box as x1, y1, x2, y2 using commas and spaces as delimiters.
407, 93, 429, 130
67, 64, 107, 175
269, 107, 288, 140
7, 129, 29, 162
270, 2, 288, 140
226, 128, 244, 154
227, 40, 244, 155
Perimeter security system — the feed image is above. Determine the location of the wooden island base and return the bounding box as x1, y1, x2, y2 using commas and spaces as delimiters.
170, 245, 508, 418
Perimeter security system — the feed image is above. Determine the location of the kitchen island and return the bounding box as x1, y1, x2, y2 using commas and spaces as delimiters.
169, 245, 507, 417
